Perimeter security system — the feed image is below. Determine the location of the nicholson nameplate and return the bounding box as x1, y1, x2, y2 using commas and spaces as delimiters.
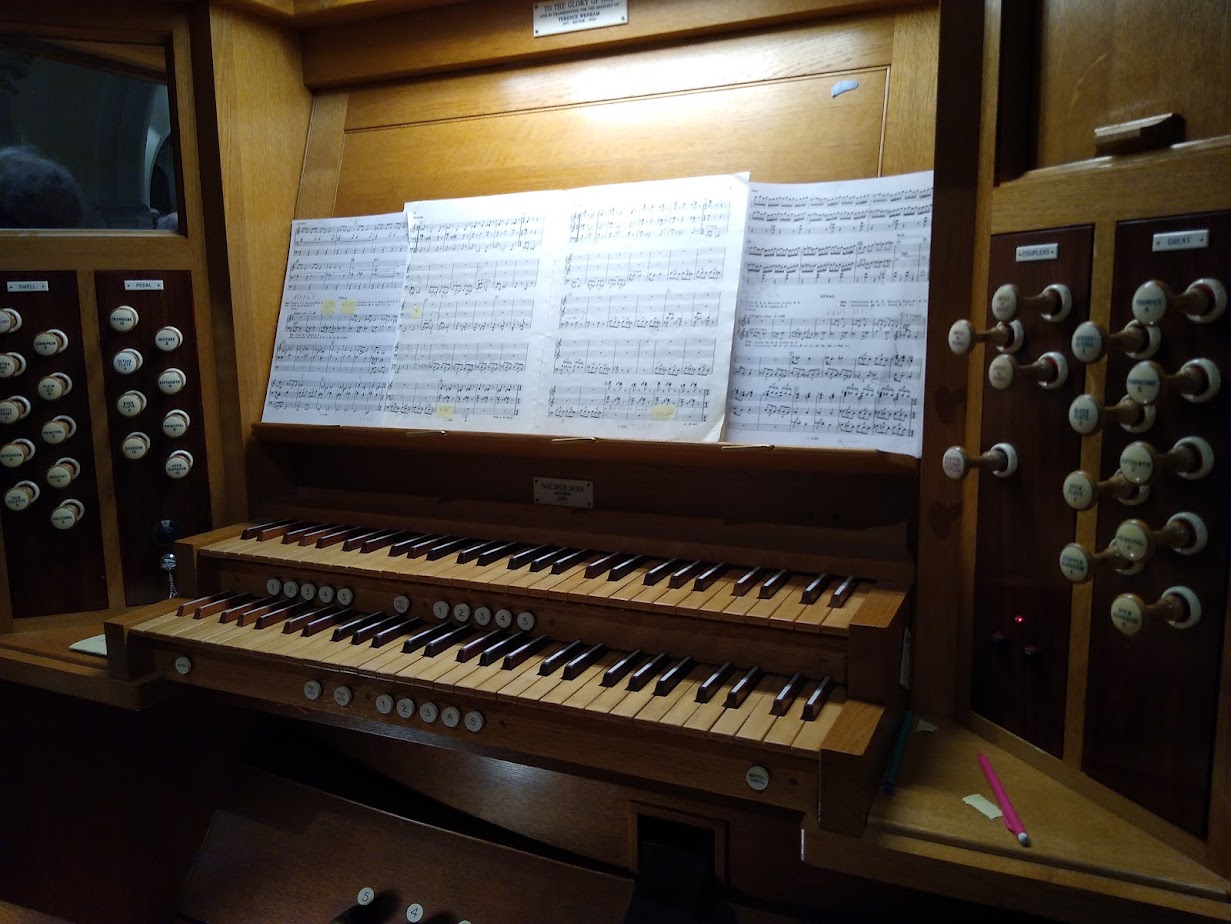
534, 476, 594, 508
533, 0, 627, 38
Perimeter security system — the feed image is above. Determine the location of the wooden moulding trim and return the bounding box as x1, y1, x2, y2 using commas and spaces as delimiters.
298, 0, 912, 88
250, 422, 920, 477
818, 699, 892, 835
0, 647, 147, 709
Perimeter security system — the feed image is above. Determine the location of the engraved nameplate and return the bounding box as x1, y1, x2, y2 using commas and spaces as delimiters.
534, 476, 594, 508
1015, 243, 1058, 262
124, 279, 165, 291
6, 281, 49, 292
533, 0, 627, 38
1152, 229, 1209, 252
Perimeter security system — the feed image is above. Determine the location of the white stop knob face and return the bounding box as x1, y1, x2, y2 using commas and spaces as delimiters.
495, 608, 513, 629
40, 417, 75, 444
121, 433, 151, 460
154, 326, 183, 351
987, 354, 1016, 390
396, 697, 415, 719
109, 305, 139, 332
1131, 280, 1169, 324
432, 600, 450, 620
333, 685, 352, 707
304, 679, 322, 701
117, 390, 147, 417
299, 582, 316, 601
393, 594, 411, 614
1067, 394, 1102, 434
37, 374, 70, 400
0, 396, 28, 424
282, 580, 299, 598
406, 904, 424, 923
418, 702, 439, 723
375, 693, 394, 715
990, 284, 1019, 321
1058, 544, 1093, 583
516, 610, 536, 631
336, 587, 354, 606
46, 459, 78, 488
464, 710, 485, 733
453, 602, 471, 622
162, 410, 190, 438
174, 656, 192, 675
441, 705, 461, 728
4, 481, 38, 511
942, 447, 969, 480
0, 439, 33, 468
1112, 521, 1152, 562
1061, 471, 1097, 510
32, 329, 68, 356
112, 348, 143, 375
473, 606, 492, 626
1110, 594, 1146, 637
316, 586, 334, 604
265, 578, 282, 596
1118, 441, 1156, 485
0, 308, 21, 334
0, 352, 26, 378
1125, 360, 1163, 404
745, 765, 770, 792
165, 451, 194, 479
157, 368, 187, 395
947, 319, 974, 355
1070, 321, 1106, 363
357, 887, 375, 906
50, 499, 83, 530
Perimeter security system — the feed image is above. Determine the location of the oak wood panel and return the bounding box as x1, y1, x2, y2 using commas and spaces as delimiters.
1034, 0, 1231, 169
336, 70, 889, 216
195, 6, 314, 521
1083, 212, 1230, 838
294, 91, 349, 220
300, 0, 911, 87
344, 15, 897, 130
881, 5, 939, 176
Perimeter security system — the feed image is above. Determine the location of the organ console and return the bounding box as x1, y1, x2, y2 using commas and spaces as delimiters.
1, 1, 1229, 923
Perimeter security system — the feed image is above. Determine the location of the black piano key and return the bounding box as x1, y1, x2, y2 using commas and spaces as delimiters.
508, 545, 550, 569
241, 518, 296, 541
281, 522, 324, 544
502, 635, 550, 670
402, 622, 455, 654
212, 595, 262, 623
583, 551, 623, 579
457, 628, 507, 662
695, 661, 733, 703
456, 539, 497, 564
295, 523, 341, 546
626, 652, 670, 692
830, 576, 861, 608
693, 563, 729, 592
176, 591, 229, 617
389, 533, 435, 557
371, 617, 421, 648
247, 596, 298, 628
359, 530, 408, 554
653, 656, 695, 696
800, 573, 833, 605
801, 675, 835, 720
341, 529, 385, 552
424, 624, 474, 657
731, 567, 767, 598
608, 554, 648, 581
242, 599, 311, 627
197, 592, 253, 620
723, 666, 762, 709
479, 631, 525, 666
562, 642, 606, 680
529, 547, 568, 572
426, 536, 469, 561
352, 613, 404, 645
283, 604, 342, 634
551, 549, 593, 574
759, 569, 792, 599
602, 649, 644, 688
477, 540, 521, 566
332, 611, 383, 642
538, 639, 585, 676
643, 558, 684, 586
771, 672, 807, 716
301, 607, 353, 637
668, 561, 704, 589
315, 526, 364, 549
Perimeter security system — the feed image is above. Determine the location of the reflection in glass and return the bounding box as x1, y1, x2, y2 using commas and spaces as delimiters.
0, 35, 179, 231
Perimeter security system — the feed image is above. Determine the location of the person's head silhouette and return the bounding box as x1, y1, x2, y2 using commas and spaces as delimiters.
0, 146, 84, 228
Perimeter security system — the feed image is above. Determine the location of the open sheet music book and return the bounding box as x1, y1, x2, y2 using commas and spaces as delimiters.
262, 171, 931, 456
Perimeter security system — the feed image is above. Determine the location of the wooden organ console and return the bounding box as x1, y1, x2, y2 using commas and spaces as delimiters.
1, 1, 1230, 923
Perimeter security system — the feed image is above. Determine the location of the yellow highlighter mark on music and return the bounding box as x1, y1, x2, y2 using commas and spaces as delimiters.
341, 298, 357, 314
651, 404, 677, 420
435, 404, 455, 421
410, 304, 424, 319
321, 298, 337, 315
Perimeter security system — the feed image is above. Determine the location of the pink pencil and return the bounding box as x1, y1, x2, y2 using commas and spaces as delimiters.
978, 751, 1030, 846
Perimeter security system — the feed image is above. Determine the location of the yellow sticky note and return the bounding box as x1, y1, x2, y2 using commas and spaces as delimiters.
651, 404, 677, 420
410, 305, 424, 319
321, 299, 337, 315
435, 404, 455, 420
341, 298, 357, 314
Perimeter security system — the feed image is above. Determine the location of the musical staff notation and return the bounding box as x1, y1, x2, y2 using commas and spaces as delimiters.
391, 341, 530, 376
546, 380, 712, 423
556, 291, 721, 331
742, 238, 930, 286
551, 337, 717, 377
410, 215, 546, 254
405, 258, 541, 296
382, 381, 524, 420
567, 197, 732, 244
562, 246, 726, 290
398, 297, 536, 335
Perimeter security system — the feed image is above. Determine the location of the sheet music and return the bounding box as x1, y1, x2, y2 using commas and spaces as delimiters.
262, 213, 410, 425
726, 171, 932, 455
538, 174, 750, 441
383, 191, 557, 432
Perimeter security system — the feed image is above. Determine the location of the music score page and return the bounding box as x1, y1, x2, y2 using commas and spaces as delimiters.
726, 171, 932, 456
262, 213, 410, 426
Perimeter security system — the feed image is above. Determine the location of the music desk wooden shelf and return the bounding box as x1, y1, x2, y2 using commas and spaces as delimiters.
0, 604, 170, 709
804, 720, 1231, 923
